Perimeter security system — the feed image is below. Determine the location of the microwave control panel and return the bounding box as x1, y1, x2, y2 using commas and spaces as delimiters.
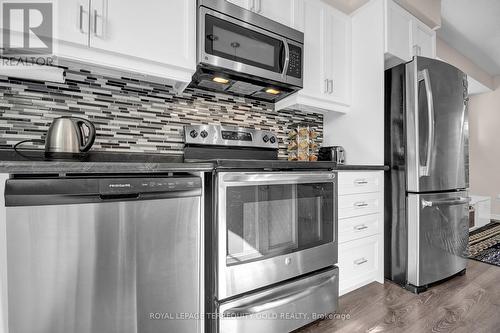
287, 44, 302, 79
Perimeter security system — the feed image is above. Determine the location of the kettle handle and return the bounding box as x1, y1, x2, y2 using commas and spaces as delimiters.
73, 117, 96, 152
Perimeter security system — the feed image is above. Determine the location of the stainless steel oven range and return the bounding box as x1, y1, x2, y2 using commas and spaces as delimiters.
184, 125, 338, 333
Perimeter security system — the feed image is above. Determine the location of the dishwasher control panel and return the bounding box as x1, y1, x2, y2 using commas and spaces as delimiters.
99, 177, 202, 195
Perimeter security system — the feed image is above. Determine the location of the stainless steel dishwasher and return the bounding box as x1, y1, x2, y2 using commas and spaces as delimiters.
4, 174, 203, 333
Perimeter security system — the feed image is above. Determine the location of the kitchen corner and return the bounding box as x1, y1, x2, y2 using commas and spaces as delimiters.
3, 0, 494, 332
0, 0, 387, 331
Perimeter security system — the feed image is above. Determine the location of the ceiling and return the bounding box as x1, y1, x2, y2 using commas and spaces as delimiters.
438, 0, 500, 76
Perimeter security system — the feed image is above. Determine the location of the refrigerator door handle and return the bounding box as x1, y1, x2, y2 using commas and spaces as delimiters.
422, 197, 471, 208
418, 69, 435, 177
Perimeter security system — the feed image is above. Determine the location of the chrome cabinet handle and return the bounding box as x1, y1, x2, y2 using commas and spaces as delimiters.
257, 0, 262, 13
354, 178, 368, 185
354, 258, 368, 265
329, 79, 334, 94
79, 5, 84, 33
413, 45, 422, 56
422, 197, 471, 208
417, 69, 434, 177
324, 79, 329, 93
93, 9, 98, 36
354, 202, 368, 208
354, 224, 368, 231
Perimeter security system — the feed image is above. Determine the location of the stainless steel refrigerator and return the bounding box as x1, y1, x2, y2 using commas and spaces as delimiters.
385, 56, 469, 293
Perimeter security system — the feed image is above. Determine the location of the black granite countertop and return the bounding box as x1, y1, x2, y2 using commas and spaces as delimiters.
0, 150, 214, 174
0, 150, 388, 174
206, 159, 388, 171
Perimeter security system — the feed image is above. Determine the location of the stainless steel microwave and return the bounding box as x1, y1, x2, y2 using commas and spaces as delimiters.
191, 0, 304, 102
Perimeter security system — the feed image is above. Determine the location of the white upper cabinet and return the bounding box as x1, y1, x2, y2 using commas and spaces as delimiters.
89, 0, 195, 72
257, 0, 301, 30
54, 0, 90, 47
226, 0, 253, 10
412, 20, 436, 58
228, 0, 303, 31
385, 0, 412, 61
276, 0, 351, 114
54, 0, 196, 89
384, 0, 435, 64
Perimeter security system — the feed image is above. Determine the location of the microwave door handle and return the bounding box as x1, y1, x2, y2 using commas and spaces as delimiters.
417, 69, 435, 177
281, 41, 290, 78
223, 274, 336, 317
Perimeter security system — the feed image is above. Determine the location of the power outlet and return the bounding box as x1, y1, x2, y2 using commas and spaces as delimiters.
497, 194, 500, 200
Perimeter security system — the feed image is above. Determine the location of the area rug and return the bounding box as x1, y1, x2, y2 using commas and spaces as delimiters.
468, 220, 500, 267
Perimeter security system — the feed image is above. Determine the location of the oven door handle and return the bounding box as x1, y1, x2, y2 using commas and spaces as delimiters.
223, 273, 336, 317
220, 172, 335, 184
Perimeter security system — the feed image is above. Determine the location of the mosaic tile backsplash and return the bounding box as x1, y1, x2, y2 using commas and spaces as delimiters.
0, 66, 323, 158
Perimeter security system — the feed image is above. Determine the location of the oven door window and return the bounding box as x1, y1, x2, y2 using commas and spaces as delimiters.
226, 183, 334, 266
204, 14, 285, 74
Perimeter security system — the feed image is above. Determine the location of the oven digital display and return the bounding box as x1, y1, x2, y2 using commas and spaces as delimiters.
221, 131, 252, 141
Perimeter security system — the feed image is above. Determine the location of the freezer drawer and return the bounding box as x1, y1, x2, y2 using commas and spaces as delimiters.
218, 267, 338, 333
407, 191, 469, 287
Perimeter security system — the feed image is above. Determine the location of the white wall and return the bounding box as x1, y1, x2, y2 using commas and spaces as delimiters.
323, 0, 385, 165
469, 78, 500, 217
436, 37, 495, 90
394, 0, 441, 29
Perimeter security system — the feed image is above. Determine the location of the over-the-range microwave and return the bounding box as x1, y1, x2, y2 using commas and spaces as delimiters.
190, 0, 304, 102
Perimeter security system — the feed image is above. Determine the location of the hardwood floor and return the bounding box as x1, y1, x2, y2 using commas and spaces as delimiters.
297, 260, 500, 333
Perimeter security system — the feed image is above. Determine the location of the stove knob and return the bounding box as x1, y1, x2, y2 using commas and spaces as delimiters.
189, 130, 198, 138
269, 136, 276, 144
200, 130, 208, 138
262, 135, 269, 143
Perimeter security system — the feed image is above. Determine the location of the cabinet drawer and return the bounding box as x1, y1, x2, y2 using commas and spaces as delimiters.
338, 214, 380, 243
338, 193, 381, 219
338, 172, 382, 195
338, 235, 380, 292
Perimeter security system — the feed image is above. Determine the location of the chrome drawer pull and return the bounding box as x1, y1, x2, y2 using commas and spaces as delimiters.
354, 179, 368, 185
354, 258, 368, 265
354, 202, 368, 208
354, 224, 368, 231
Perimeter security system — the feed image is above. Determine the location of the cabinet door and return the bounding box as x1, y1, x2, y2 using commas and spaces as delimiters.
89, 0, 195, 71
227, 0, 253, 10
54, 0, 90, 46
385, 0, 412, 61
257, 0, 296, 28
412, 21, 435, 58
324, 6, 350, 103
301, 0, 328, 98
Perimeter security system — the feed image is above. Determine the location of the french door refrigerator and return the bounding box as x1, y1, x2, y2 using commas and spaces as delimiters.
385, 56, 470, 293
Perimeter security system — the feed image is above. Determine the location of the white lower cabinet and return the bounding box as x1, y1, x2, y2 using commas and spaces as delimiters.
337, 171, 384, 295
338, 235, 380, 293
338, 214, 381, 243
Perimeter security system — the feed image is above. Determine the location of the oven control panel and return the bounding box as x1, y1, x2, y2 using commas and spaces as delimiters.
184, 125, 279, 149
